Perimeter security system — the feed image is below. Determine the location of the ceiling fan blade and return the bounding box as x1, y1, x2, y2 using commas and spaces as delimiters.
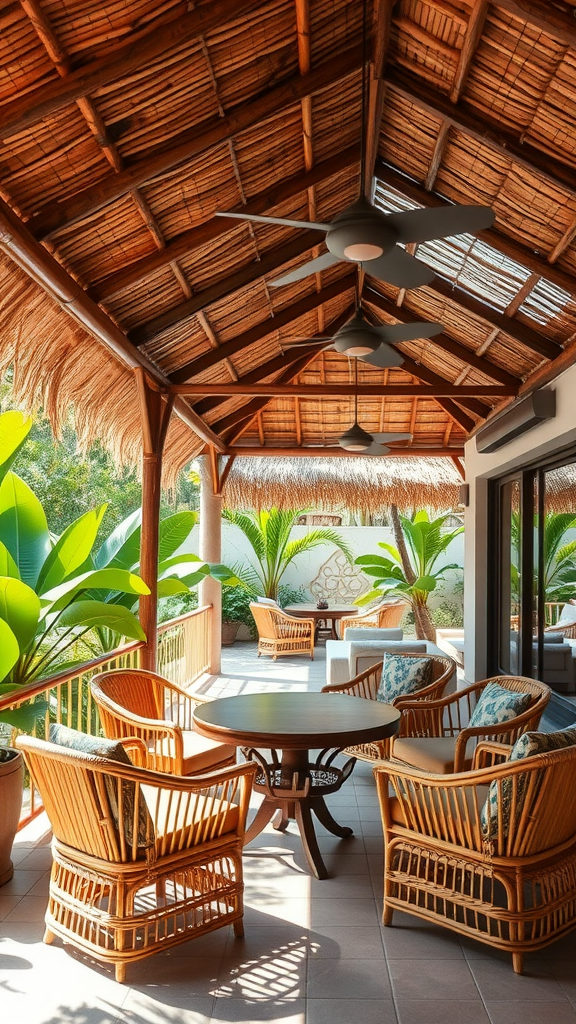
363, 442, 390, 456
376, 321, 444, 343
215, 211, 331, 231
270, 251, 342, 287
360, 344, 405, 368
387, 204, 495, 244
371, 432, 413, 443
366, 247, 435, 289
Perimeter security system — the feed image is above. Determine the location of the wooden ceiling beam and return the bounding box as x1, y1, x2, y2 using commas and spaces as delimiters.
168, 273, 355, 383
214, 350, 320, 437
449, 1, 488, 104
364, 285, 522, 386
225, 446, 465, 458
0, 0, 262, 141
362, 0, 395, 197
387, 67, 576, 196
29, 46, 363, 240
376, 161, 576, 298
0, 194, 225, 451
129, 229, 321, 346
495, 0, 576, 49
396, 352, 489, 418
192, 306, 354, 416
429, 278, 559, 361
170, 383, 516, 397
435, 400, 476, 435
89, 146, 358, 303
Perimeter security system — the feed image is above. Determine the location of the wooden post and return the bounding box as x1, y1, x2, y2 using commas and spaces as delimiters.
136, 370, 174, 671
199, 452, 223, 674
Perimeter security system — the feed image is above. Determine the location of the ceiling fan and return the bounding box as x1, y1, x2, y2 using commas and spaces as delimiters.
336, 359, 413, 455
283, 303, 444, 363
214, 2, 495, 291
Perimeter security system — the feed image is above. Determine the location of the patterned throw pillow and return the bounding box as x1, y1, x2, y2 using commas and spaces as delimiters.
49, 723, 154, 849
376, 654, 433, 703
481, 727, 576, 843
469, 683, 531, 729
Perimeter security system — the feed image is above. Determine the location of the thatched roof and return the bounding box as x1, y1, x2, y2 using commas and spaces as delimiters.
222, 455, 462, 511
0, 0, 575, 473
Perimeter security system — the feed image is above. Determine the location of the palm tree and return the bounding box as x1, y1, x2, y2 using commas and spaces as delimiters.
222, 507, 353, 602
355, 507, 463, 641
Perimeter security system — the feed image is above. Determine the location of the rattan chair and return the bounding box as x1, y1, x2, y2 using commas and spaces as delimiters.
91, 669, 236, 774
374, 742, 576, 973
390, 675, 551, 774
16, 733, 256, 982
321, 653, 455, 762
250, 602, 314, 660
339, 599, 407, 635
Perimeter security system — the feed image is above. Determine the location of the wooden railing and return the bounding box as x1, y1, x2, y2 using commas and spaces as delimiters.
0, 605, 213, 828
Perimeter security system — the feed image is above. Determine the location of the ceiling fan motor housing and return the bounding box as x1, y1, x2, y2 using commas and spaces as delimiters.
339, 421, 374, 451
326, 198, 398, 262
333, 314, 383, 356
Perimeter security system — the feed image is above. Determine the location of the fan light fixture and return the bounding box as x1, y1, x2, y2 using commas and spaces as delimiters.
332, 312, 383, 357
339, 422, 374, 451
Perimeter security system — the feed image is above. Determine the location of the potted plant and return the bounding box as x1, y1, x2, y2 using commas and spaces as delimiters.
221, 585, 256, 646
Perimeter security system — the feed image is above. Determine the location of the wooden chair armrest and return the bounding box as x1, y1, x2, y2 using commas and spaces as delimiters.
472, 740, 513, 770
118, 736, 148, 767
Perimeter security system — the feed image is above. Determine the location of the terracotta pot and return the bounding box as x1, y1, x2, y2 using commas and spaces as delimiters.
221, 620, 241, 646
0, 749, 24, 886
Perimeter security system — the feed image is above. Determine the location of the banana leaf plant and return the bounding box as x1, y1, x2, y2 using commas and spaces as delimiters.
354, 509, 463, 641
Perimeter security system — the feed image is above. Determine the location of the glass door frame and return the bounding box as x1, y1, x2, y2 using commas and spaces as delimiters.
488, 444, 576, 680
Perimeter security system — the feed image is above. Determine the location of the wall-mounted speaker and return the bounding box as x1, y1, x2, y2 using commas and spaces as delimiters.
475, 389, 556, 454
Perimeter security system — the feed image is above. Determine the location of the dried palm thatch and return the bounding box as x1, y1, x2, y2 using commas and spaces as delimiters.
222, 455, 462, 513
0, 255, 202, 486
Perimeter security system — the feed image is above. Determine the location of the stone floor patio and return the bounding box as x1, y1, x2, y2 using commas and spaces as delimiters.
2, 642, 576, 1024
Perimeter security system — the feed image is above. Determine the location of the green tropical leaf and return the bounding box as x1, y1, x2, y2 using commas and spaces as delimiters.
36, 504, 108, 594
222, 509, 266, 563
94, 508, 142, 569
0, 541, 19, 579
355, 554, 395, 567
158, 511, 198, 562
0, 411, 33, 486
412, 575, 438, 593
40, 568, 150, 613
0, 700, 48, 731
376, 542, 401, 563
56, 600, 147, 641
354, 588, 385, 607
0, 576, 41, 652
0, 616, 20, 682
158, 552, 203, 574
157, 578, 192, 597
0, 472, 50, 588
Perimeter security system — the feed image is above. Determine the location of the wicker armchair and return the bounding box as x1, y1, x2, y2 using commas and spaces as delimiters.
16, 734, 256, 982
374, 742, 576, 973
321, 653, 455, 762
390, 675, 551, 774
250, 602, 314, 660
91, 669, 236, 775
339, 599, 407, 635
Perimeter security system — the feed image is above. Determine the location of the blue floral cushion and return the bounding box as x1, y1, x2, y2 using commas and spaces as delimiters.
49, 723, 153, 849
376, 654, 433, 703
469, 683, 531, 729
481, 727, 576, 842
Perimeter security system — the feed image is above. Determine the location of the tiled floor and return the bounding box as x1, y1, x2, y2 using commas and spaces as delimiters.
2, 643, 576, 1024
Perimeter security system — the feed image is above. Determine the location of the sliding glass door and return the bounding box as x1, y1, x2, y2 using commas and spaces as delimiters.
491, 455, 576, 692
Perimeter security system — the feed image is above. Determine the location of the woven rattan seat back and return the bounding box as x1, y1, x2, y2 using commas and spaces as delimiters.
16, 734, 256, 983
91, 669, 236, 775
340, 600, 407, 634
374, 742, 576, 973
322, 653, 455, 762
249, 602, 314, 660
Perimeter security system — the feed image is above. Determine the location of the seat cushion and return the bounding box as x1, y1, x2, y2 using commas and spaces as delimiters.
377, 655, 433, 703
343, 627, 403, 641
469, 682, 532, 728
392, 736, 476, 774
49, 723, 154, 847
151, 730, 236, 775
142, 787, 239, 847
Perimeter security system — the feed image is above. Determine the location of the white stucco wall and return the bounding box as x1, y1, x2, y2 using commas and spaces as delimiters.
179, 524, 464, 607
464, 363, 576, 680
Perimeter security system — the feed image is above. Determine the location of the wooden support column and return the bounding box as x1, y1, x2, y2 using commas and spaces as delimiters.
199, 452, 223, 675
136, 370, 174, 671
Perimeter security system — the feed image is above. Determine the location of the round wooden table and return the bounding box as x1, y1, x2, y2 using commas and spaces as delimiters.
193, 692, 400, 879
284, 603, 358, 640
